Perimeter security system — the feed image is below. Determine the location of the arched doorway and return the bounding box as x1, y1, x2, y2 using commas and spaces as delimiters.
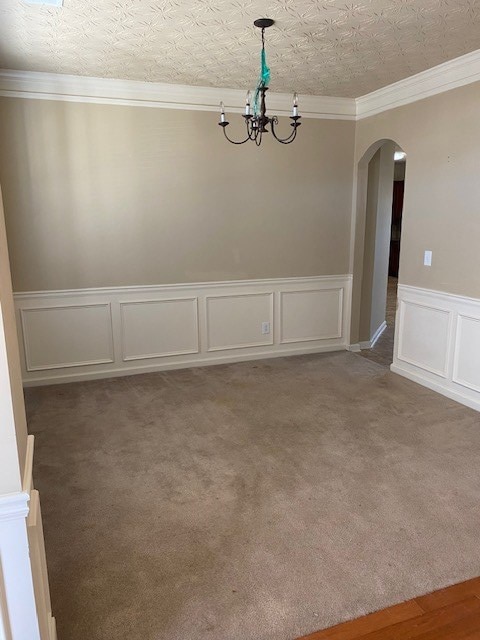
350, 139, 407, 366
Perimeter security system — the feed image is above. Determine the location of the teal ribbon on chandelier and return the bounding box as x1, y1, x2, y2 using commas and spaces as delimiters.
253, 39, 270, 116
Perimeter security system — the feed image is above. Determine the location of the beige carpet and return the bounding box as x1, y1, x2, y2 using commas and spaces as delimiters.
26, 352, 480, 640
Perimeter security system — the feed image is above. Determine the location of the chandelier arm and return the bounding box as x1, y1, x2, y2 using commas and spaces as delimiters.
270, 117, 299, 144
222, 126, 251, 145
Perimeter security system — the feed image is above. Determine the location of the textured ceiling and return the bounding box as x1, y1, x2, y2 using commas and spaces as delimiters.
1, 1, 480, 97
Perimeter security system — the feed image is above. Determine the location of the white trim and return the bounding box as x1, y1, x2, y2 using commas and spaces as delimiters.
3, 49, 480, 120
399, 284, 480, 307
205, 292, 274, 352
14, 275, 352, 385
452, 313, 480, 394
20, 343, 346, 387
20, 303, 115, 371
392, 284, 480, 413
0, 69, 356, 120
356, 49, 480, 118
13, 275, 352, 300
119, 297, 199, 361
359, 320, 387, 350
0, 493, 30, 523
279, 288, 343, 344
390, 363, 480, 413
396, 300, 452, 378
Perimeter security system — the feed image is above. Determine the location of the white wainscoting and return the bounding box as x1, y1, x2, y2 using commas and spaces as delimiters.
0, 436, 56, 640
14, 275, 352, 386
392, 284, 480, 412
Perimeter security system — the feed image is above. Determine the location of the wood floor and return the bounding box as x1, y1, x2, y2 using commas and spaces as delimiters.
297, 577, 480, 639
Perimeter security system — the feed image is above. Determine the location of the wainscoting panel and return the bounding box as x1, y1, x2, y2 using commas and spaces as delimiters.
121, 298, 199, 361
206, 293, 273, 352
280, 288, 342, 344
20, 304, 114, 371
397, 300, 451, 377
392, 285, 480, 412
453, 314, 480, 394
14, 275, 352, 385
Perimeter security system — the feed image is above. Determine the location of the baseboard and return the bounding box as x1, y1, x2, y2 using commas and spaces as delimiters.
15, 275, 352, 386
391, 363, 480, 412
22, 343, 347, 386
359, 320, 387, 350
392, 284, 480, 413
347, 344, 361, 352
49, 615, 57, 640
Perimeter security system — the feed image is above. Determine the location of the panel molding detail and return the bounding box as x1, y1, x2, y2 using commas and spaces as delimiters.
120, 297, 199, 361
206, 293, 274, 352
396, 300, 452, 378
20, 303, 114, 371
14, 275, 352, 386
280, 288, 343, 344
392, 285, 480, 412
453, 314, 480, 394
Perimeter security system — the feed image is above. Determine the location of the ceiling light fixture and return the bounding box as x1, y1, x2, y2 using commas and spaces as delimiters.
394, 151, 407, 162
218, 19, 301, 146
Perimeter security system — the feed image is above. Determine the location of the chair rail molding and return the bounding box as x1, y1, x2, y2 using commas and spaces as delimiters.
392, 284, 480, 412
14, 275, 352, 386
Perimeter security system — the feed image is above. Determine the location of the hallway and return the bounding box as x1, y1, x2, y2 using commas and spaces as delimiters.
358, 277, 397, 368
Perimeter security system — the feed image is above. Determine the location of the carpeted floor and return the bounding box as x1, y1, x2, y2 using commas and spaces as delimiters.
26, 351, 480, 640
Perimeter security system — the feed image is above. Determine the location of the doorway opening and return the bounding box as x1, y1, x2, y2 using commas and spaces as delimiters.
351, 141, 406, 367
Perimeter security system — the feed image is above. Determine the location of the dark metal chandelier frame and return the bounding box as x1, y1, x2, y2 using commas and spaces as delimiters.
218, 18, 301, 146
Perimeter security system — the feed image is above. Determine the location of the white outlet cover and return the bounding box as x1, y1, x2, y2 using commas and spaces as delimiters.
424, 250, 433, 266
261, 322, 270, 335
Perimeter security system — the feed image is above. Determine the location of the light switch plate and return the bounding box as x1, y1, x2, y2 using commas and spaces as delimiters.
424, 250, 432, 266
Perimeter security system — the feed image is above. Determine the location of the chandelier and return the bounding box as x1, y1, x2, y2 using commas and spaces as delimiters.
218, 18, 301, 146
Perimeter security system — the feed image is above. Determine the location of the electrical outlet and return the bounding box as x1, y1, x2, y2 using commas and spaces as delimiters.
261, 321, 270, 335
424, 250, 432, 266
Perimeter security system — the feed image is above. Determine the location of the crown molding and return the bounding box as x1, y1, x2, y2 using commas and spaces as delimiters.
356, 48, 480, 119
0, 69, 356, 120
2, 48, 480, 121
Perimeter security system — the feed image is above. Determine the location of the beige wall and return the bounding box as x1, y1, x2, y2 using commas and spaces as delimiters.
0, 98, 355, 292
355, 81, 480, 299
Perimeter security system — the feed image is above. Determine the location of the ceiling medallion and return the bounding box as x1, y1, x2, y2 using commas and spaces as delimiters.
218, 19, 301, 146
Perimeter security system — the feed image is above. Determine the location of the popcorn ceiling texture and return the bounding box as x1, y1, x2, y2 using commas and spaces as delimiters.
1, 1, 480, 97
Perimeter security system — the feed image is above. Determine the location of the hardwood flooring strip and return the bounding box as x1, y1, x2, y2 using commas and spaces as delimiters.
414, 609, 480, 639
296, 600, 424, 640
415, 578, 480, 612
350, 596, 480, 640
295, 578, 480, 640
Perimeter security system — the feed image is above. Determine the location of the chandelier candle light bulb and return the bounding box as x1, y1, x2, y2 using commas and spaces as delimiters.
218, 18, 301, 146
245, 91, 251, 116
